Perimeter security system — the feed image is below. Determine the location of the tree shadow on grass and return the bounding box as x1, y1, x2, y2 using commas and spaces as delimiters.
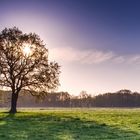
0, 112, 139, 140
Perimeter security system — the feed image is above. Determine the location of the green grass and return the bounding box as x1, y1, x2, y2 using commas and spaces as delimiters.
0, 108, 140, 140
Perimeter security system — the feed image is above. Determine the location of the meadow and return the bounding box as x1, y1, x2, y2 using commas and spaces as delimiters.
0, 108, 140, 140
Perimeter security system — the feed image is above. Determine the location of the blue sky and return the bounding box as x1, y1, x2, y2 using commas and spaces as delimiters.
1, 0, 140, 95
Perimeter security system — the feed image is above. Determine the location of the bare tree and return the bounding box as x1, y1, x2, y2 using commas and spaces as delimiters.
0, 27, 60, 113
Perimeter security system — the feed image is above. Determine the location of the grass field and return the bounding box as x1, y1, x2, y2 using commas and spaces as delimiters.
0, 108, 140, 140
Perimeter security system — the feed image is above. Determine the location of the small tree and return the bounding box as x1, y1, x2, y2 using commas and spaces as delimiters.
0, 27, 60, 113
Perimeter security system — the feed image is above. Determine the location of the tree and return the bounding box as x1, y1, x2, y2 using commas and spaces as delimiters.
0, 27, 60, 113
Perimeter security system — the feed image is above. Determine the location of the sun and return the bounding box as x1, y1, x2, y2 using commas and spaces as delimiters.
23, 44, 31, 56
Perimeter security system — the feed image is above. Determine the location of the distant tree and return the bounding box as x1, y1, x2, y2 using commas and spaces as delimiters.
117, 89, 132, 94
79, 91, 88, 107
0, 27, 60, 113
79, 91, 87, 99
59, 92, 70, 107
0, 91, 4, 106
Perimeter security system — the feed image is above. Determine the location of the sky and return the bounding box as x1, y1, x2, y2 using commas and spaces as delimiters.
0, 0, 140, 95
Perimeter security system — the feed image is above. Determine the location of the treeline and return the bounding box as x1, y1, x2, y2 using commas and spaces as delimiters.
1, 89, 140, 107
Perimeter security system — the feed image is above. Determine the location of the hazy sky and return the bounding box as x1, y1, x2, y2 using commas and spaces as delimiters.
0, 0, 140, 95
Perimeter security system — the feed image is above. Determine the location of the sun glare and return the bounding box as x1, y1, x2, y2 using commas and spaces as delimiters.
23, 44, 31, 56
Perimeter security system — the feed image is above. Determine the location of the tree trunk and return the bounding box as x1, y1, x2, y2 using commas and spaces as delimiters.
9, 92, 19, 114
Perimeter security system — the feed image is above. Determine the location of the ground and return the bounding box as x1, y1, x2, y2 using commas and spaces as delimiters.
0, 108, 140, 140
